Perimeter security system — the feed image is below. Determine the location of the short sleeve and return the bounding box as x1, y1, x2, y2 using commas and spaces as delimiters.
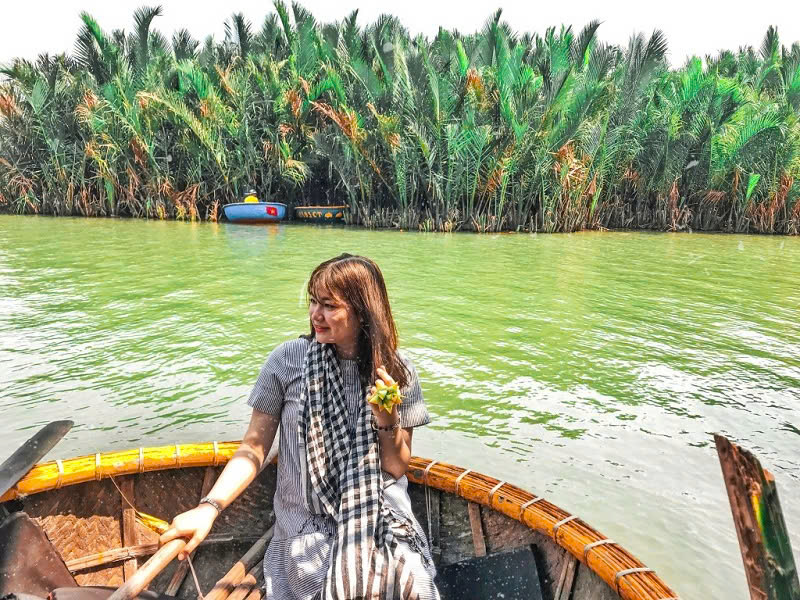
397, 353, 430, 429
247, 343, 287, 416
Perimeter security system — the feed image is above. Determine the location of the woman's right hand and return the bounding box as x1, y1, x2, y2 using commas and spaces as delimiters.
159, 503, 219, 560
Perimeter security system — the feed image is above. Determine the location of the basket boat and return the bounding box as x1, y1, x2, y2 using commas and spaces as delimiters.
294, 205, 347, 223
0, 442, 678, 600
222, 202, 287, 224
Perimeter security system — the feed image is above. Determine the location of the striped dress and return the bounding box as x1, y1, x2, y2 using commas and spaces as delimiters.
248, 337, 438, 600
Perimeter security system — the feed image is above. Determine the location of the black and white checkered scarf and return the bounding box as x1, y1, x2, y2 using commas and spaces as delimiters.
297, 339, 429, 599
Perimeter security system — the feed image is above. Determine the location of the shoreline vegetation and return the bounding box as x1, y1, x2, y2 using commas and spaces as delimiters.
1, 5, 799, 234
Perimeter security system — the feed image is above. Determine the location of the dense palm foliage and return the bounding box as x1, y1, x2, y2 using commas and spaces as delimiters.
1, 5, 799, 233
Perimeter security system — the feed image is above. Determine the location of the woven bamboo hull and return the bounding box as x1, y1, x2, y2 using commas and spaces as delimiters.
0, 443, 678, 600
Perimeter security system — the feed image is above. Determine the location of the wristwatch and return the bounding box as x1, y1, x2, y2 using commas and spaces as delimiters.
199, 496, 224, 514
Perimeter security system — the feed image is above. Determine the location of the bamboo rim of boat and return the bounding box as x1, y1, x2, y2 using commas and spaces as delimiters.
0, 442, 678, 600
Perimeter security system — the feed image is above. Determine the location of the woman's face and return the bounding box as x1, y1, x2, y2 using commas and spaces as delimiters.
309, 287, 360, 357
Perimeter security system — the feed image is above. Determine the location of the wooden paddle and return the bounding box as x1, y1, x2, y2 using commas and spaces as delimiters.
0, 420, 74, 507
108, 439, 280, 599
105, 538, 188, 600
106, 526, 275, 600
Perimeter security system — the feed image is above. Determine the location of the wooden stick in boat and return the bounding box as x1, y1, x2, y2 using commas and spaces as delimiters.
467, 502, 486, 557
120, 477, 139, 580
242, 587, 263, 600
67, 543, 160, 572
225, 561, 265, 600
66, 534, 262, 572
715, 434, 800, 600
164, 466, 218, 595
107, 538, 187, 600
554, 553, 578, 600
204, 526, 274, 600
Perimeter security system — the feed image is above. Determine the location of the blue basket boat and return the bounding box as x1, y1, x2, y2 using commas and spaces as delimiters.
223, 202, 287, 224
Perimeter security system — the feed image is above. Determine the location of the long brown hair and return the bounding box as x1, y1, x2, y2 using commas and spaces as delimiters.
305, 253, 410, 390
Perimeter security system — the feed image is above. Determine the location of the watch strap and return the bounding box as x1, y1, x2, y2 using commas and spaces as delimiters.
199, 496, 224, 514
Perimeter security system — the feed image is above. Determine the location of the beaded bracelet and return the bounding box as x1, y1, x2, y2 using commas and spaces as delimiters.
199, 496, 224, 514
371, 417, 400, 432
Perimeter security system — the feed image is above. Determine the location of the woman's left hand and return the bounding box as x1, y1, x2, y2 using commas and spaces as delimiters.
367, 366, 401, 427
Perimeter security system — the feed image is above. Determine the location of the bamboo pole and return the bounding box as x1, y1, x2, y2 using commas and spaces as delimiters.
242, 587, 263, 600
204, 526, 274, 600
225, 561, 265, 600
715, 434, 800, 600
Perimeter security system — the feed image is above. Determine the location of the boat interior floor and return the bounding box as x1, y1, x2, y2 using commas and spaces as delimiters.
436, 546, 544, 600
1, 590, 174, 600
1, 508, 547, 600
50, 588, 173, 600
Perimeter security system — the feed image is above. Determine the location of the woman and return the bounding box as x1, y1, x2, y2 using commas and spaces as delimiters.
160, 254, 440, 600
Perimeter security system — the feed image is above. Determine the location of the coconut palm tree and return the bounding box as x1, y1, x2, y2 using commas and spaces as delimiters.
1, 4, 798, 233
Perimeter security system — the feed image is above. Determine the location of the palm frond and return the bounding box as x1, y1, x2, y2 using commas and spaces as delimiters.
132, 5, 163, 73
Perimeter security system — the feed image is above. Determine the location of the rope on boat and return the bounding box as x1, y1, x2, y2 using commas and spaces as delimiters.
138, 448, 145, 473
423, 460, 438, 485
614, 567, 654, 595
583, 539, 615, 563
552, 514, 579, 541
487, 480, 506, 506
186, 553, 206, 600
423, 460, 439, 553
55, 459, 64, 489
175, 444, 182, 467
213, 441, 220, 466
454, 468, 472, 496
95, 453, 102, 480
109, 476, 136, 510
518, 496, 542, 519
108, 475, 170, 535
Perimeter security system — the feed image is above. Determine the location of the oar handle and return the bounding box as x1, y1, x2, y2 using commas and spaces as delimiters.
107, 538, 186, 600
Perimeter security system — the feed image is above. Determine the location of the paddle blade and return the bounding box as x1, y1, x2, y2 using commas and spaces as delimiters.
0, 420, 74, 498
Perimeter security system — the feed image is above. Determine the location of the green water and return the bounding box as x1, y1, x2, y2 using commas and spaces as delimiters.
1, 215, 799, 599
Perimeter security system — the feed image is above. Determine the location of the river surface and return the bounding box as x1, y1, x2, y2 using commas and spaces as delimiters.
1, 215, 799, 599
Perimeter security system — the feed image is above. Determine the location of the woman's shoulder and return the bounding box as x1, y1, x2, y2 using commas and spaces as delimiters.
265, 336, 310, 369
279, 336, 311, 355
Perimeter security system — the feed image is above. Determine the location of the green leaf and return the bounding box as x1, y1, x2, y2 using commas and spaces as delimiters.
28, 79, 48, 115
104, 178, 115, 212
746, 173, 761, 201
456, 40, 469, 77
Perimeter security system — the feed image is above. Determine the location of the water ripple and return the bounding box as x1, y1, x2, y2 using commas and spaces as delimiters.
1, 217, 799, 600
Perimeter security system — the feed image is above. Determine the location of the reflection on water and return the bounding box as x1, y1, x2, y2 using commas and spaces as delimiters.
1, 216, 799, 600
